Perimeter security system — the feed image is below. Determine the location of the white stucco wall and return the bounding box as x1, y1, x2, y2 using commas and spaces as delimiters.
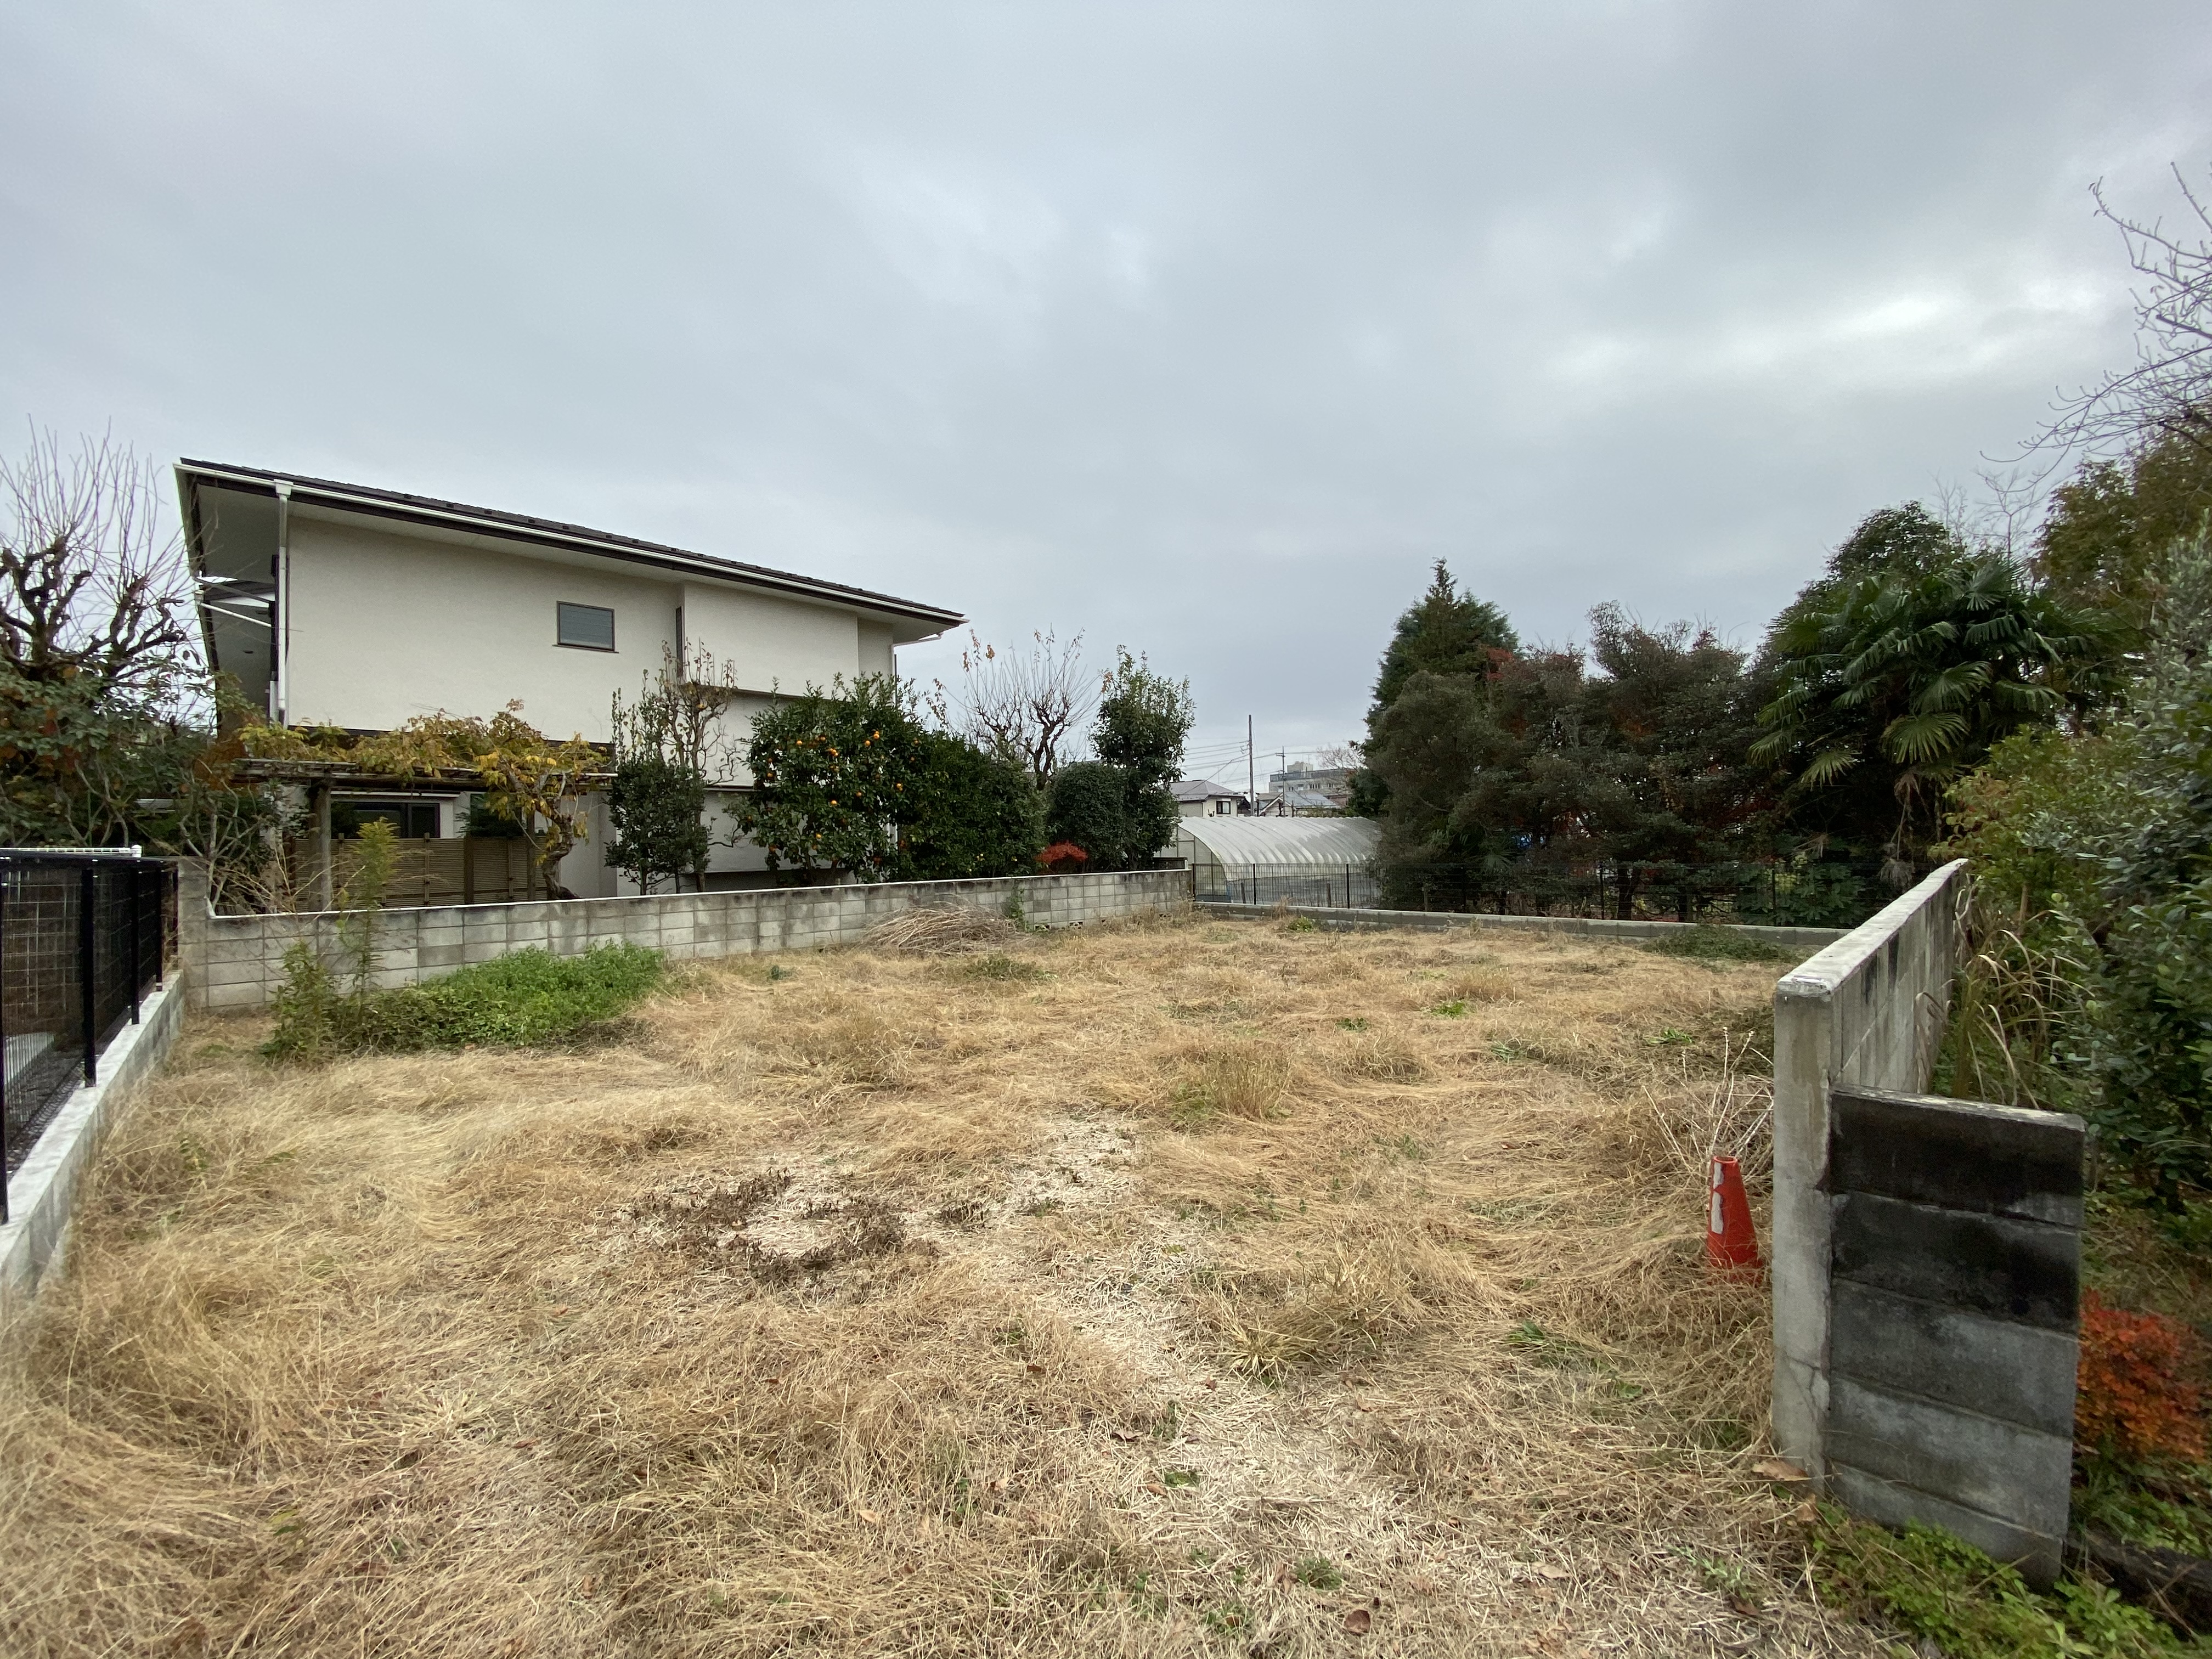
860, 620, 895, 678
681, 580, 862, 696
286, 512, 898, 745
285, 512, 676, 742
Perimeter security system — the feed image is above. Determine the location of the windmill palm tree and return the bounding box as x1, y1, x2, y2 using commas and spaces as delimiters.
1753, 554, 2113, 884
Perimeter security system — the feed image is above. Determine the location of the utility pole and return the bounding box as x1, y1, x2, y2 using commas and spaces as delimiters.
1246, 715, 1255, 813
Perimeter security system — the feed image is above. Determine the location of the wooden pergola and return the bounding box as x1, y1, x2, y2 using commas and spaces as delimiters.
231, 758, 614, 910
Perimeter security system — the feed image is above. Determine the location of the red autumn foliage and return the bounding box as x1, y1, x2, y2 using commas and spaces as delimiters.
1037, 841, 1089, 873
2076, 1291, 2207, 1462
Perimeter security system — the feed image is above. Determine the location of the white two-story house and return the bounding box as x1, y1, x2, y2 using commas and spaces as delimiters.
177, 460, 962, 896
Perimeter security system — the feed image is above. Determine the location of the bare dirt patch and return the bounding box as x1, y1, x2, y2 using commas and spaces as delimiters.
0, 913, 1884, 1658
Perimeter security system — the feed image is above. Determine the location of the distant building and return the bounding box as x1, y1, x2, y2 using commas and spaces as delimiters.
1256, 787, 1341, 817
1267, 763, 1354, 793
1265, 764, 1353, 811
1172, 778, 1248, 818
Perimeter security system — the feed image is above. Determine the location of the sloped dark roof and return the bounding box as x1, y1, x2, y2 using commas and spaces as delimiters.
1172, 778, 1245, 802
177, 459, 963, 630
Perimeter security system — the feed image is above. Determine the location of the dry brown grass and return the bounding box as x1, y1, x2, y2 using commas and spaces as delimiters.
864, 905, 1019, 955
0, 915, 1884, 1657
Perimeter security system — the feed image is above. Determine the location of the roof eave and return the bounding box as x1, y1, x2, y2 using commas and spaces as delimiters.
176, 460, 964, 634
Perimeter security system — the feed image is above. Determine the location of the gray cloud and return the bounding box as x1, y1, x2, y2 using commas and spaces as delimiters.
4, 2, 2208, 780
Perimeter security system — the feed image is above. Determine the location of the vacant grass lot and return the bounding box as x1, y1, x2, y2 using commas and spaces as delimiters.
0, 910, 1883, 1658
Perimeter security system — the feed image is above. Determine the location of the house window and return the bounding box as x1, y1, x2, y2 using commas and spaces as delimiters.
338, 799, 441, 838
557, 601, 616, 651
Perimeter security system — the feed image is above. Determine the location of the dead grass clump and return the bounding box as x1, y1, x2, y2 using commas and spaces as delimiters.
1338, 1031, 1431, 1082
1173, 1041, 1293, 1124
1605, 1031, 1775, 1198
1195, 1240, 1436, 1379
864, 905, 1017, 954
1441, 968, 1515, 1005
561, 1110, 707, 1164
775, 1002, 919, 1090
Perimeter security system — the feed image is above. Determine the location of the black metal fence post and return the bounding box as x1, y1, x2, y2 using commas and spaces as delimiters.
78, 864, 97, 1086
1, 861, 9, 1223
128, 862, 142, 1025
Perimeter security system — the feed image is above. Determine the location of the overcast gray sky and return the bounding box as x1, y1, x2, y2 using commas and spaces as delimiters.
5, 3, 2209, 783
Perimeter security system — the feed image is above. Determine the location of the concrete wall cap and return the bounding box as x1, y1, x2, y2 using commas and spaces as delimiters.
1780, 861, 1965, 995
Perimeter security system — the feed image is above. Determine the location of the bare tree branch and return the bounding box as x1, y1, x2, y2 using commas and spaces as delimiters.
922, 629, 1105, 785
2033, 165, 2212, 466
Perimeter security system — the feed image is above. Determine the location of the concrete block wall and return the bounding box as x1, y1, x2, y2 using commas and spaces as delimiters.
1824, 1086, 2084, 1583
1772, 859, 1968, 1477
1769, 859, 2085, 1585
179, 866, 1192, 1012
1199, 899, 1844, 956
1, 973, 189, 1327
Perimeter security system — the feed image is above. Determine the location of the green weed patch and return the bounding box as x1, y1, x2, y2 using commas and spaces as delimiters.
1641, 926, 1798, 965
267, 944, 664, 1058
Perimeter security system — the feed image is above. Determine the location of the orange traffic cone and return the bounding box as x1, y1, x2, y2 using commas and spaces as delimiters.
1706, 1155, 1760, 1276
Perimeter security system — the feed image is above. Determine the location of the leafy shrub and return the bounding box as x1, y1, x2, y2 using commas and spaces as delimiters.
263, 819, 399, 1058
2078, 1293, 2207, 1463
1941, 538, 2212, 1197
1733, 844, 1878, 929
606, 754, 709, 893
1641, 925, 1798, 964
1037, 840, 1088, 873
743, 679, 1051, 883
742, 675, 919, 880
263, 942, 340, 1061
1045, 761, 1134, 869
898, 731, 1045, 880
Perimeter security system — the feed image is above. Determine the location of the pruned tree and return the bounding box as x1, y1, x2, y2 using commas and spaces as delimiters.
0, 428, 198, 693
923, 629, 1105, 786
611, 641, 742, 779
0, 428, 211, 848
607, 644, 741, 891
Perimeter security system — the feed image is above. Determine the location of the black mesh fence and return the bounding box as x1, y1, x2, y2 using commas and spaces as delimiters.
2, 851, 174, 1211
1197, 862, 1383, 909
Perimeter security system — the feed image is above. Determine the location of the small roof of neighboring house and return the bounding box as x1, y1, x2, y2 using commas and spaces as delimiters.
1172, 778, 1245, 803
1173, 815, 1379, 868
1270, 788, 1340, 812
174, 459, 964, 635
